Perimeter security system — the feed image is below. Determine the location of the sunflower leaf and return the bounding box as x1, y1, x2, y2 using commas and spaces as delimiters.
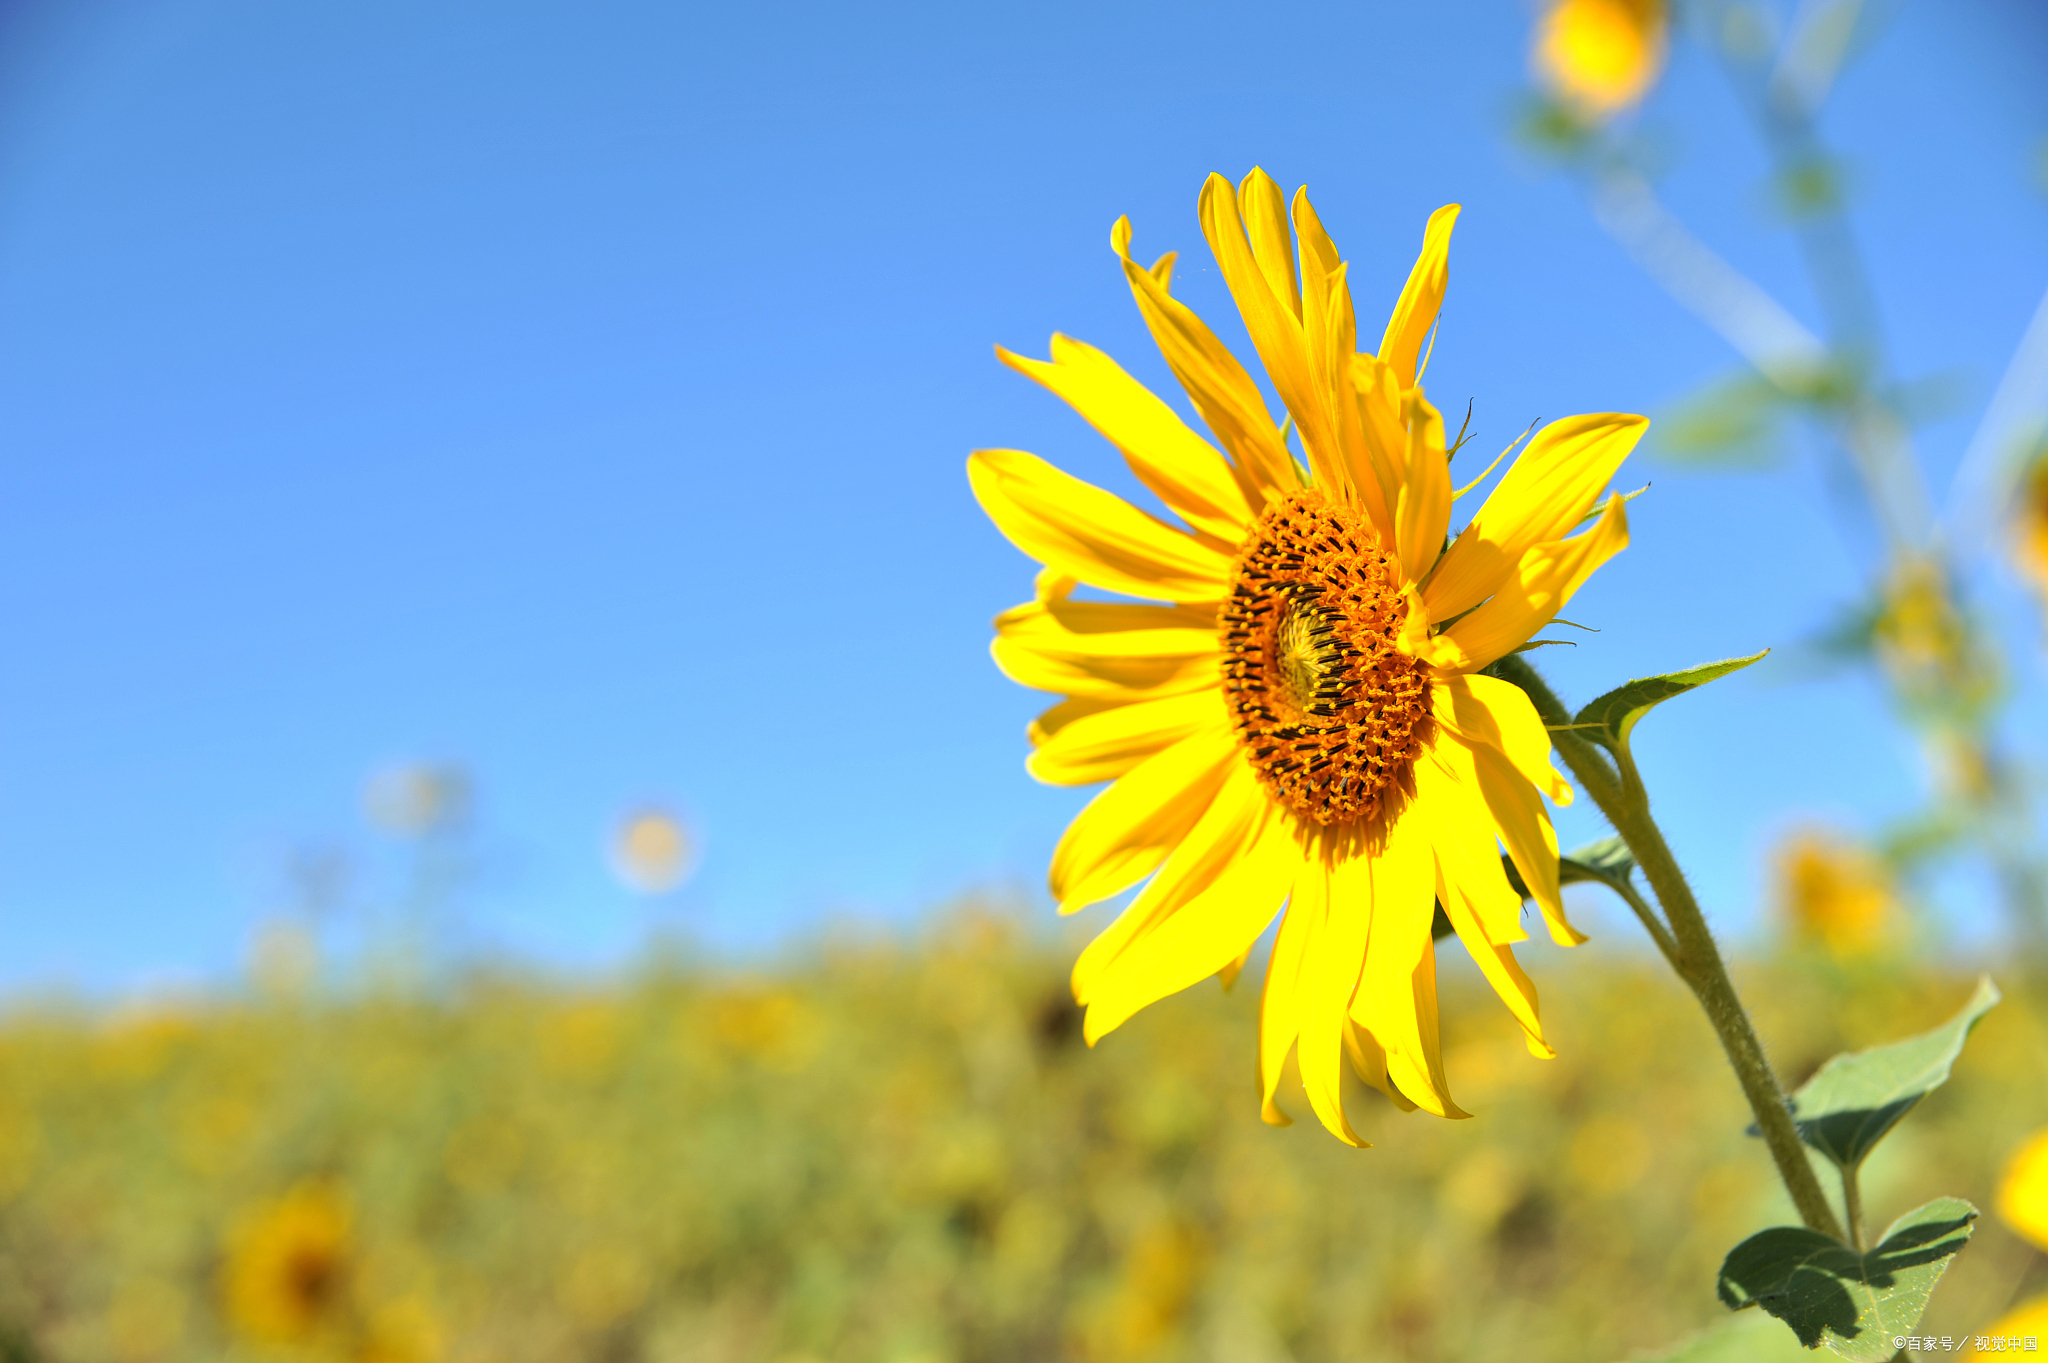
1501, 836, 1638, 904
1773, 977, 2000, 1171
1573, 651, 1770, 755
1715, 1198, 1978, 1360
1620, 1308, 1827, 1362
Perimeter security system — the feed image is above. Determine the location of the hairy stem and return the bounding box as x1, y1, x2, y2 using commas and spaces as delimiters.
1495, 653, 1846, 1242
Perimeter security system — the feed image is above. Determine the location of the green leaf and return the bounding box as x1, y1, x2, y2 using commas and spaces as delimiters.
1657, 371, 1791, 469
1781, 977, 2001, 1170
1501, 836, 1639, 903
1573, 651, 1770, 755
1622, 1308, 1823, 1362
1716, 1198, 1978, 1360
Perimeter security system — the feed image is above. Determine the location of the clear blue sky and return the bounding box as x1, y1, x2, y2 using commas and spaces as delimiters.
1, 0, 2044, 992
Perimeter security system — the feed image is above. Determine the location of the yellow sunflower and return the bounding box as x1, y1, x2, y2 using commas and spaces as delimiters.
969, 169, 1646, 1146
2017, 448, 2048, 608
220, 1178, 354, 1345
1532, 0, 1668, 118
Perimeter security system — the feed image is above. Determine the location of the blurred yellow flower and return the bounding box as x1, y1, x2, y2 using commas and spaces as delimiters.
1772, 827, 1896, 956
1533, 0, 1667, 117
1874, 557, 1972, 692
221, 1180, 354, 1346
972, 168, 1648, 1144
2016, 449, 2048, 606
609, 805, 696, 894
1976, 1129, 2048, 1343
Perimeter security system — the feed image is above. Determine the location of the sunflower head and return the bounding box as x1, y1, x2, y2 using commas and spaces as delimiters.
1533, 0, 1668, 119
1771, 827, 1895, 958
221, 1179, 354, 1345
972, 169, 1646, 1144
2015, 445, 2048, 608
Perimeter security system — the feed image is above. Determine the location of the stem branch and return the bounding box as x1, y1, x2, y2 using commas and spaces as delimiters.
1496, 654, 1846, 1242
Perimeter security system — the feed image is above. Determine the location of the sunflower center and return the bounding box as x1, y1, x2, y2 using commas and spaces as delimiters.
1221, 488, 1435, 828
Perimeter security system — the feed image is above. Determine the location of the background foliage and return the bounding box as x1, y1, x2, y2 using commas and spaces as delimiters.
0, 905, 2040, 1363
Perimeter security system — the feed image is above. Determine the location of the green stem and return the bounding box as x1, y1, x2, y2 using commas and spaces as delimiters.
1606, 870, 1683, 976
1495, 654, 1848, 1243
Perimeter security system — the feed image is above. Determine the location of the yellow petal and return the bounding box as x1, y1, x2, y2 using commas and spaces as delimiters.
1446, 730, 1582, 946
1070, 762, 1262, 1008
1422, 495, 1630, 674
1394, 389, 1453, 584
1111, 217, 1296, 507
1974, 1292, 2048, 1348
993, 638, 1220, 700
1078, 774, 1293, 1039
1344, 353, 1407, 542
1294, 853, 1373, 1147
1998, 1127, 2048, 1252
1027, 690, 1228, 785
1237, 168, 1301, 323
1413, 741, 1530, 946
1415, 758, 1551, 1054
995, 594, 1218, 658
1027, 695, 1124, 748
1198, 172, 1346, 494
1259, 876, 1314, 1126
993, 593, 1221, 699
1343, 1016, 1413, 1112
1290, 188, 1364, 504
1433, 674, 1573, 806
968, 448, 1232, 604
1376, 204, 1459, 388
1424, 412, 1647, 621
1349, 808, 1469, 1119
997, 336, 1254, 544
1048, 726, 1240, 913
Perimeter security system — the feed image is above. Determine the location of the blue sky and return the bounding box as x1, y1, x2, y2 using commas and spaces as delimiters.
0, 0, 2044, 992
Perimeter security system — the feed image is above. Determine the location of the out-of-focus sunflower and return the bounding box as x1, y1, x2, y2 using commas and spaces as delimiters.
1972, 1130, 2048, 1346
221, 1179, 353, 1345
970, 169, 1647, 1145
1532, 0, 1667, 118
2016, 449, 2048, 609
1771, 827, 1896, 957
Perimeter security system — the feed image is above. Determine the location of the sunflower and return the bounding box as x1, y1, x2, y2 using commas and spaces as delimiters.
220, 1179, 354, 1346
1532, 0, 1667, 119
969, 169, 1646, 1145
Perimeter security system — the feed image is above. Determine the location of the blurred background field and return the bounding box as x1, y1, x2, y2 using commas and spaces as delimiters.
0, 904, 2041, 1363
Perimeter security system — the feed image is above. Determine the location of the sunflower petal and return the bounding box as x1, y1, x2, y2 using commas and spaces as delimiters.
1078, 778, 1293, 1038
1424, 413, 1647, 621
1259, 879, 1314, 1126
1433, 674, 1572, 806
1394, 389, 1453, 584
1048, 727, 1240, 913
1420, 495, 1630, 674
1111, 217, 1295, 506
1071, 762, 1261, 1005
1444, 731, 1582, 946
1027, 690, 1227, 785
998, 336, 1254, 544
1377, 204, 1460, 387
1199, 173, 1345, 493
992, 639, 1220, 701
1298, 851, 1372, 1146
1415, 742, 1530, 946
969, 448, 1232, 604
1415, 758, 1552, 1055
1349, 809, 1469, 1118
1027, 695, 1123, 747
